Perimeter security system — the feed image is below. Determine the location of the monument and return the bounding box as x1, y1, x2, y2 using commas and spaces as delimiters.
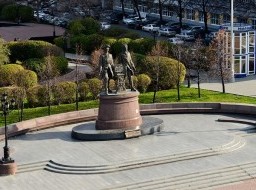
72, 44, 163, 140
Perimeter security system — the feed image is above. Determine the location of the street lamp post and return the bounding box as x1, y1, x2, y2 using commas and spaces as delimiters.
51, 6, 56, 37
230, 0, 235, 82
0, 92, 17, 176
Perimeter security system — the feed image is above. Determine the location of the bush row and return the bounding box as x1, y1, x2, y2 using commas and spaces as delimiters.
7, 40, 64, 63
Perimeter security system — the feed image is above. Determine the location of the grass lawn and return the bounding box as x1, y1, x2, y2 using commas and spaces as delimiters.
0, 87, 255, 127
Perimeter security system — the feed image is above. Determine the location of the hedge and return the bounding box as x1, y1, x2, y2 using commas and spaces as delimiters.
7, 40, 63, 62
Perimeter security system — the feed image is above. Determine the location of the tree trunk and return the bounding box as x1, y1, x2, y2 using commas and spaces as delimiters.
178, 0, 182, 33
203, 1, 209, 33
220, 63, 226, 93
132, 0, 142, 20
158, 0, 163, 23
121, 0, 125, 16
197, 70, 201, 98
187, 68, 191, 88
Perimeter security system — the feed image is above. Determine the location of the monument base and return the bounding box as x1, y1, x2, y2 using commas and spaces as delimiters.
72, 116, 164, 141
0, 161, 17, 176
96, 91, 142, 130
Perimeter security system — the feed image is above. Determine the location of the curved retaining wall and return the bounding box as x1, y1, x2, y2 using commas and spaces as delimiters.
1, 102, 256, 140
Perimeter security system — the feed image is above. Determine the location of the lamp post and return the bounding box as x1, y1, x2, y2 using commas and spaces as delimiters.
0, 92, 16, 176
51, 6, 56, 37
230, 0, 235, 82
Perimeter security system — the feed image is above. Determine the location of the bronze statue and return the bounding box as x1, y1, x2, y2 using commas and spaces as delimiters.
99, 44, 114, 95
119, 44, 136, 91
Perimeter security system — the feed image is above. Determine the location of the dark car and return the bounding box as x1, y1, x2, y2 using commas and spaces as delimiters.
127, 20, 149, 30
109, 12, 128, 24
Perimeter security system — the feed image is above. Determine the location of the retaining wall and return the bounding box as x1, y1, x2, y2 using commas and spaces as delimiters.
1, 102, 256, 140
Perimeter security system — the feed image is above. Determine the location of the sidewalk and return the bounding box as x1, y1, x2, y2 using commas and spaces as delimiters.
191, 75, 256, 97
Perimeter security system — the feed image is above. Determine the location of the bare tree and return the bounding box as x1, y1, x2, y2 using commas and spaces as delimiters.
178, 44, 195, 88
170, 44, 185, 101
149, 42, 168, 103
192, 39, 209, 98
208, 30, 231, 93
39, 54, 59, 115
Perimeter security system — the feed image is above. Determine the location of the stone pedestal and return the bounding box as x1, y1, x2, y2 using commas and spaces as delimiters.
96, 91, 142, 130
0, 161, 17, 176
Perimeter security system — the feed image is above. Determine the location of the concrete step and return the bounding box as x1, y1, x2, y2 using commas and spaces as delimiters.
103, 162, 256, 190
17, 160, 49, 174
44, 135, 244, 175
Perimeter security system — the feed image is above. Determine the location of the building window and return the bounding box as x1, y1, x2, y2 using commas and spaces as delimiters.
251, 19, 256, 30
223, 14, 230, 24
186, 9, 195, 20
198, 12, 204, 22
211, 13, 220, 25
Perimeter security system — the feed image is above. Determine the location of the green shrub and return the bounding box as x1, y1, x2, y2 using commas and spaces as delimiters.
37, 85, 49, 106
15, 69, 38, 89
102, 38, 117, 47
0, 64, 24, 87
87, 78, 102, 99
129, 38, 155, 55
7, 40, 63, 62
26, 85, 40, 107
111, 38, 132, 57
141, 56, 186, 90
132, 75, 138, 89
119, 31, 140, 39
49, 56, 68, 74
54, 36, 65, 50
52, 81, 76, 104
103, 27, 128, 38
24, 58, 43, 73
137, 74, 151, 93
78, 81, 90, 101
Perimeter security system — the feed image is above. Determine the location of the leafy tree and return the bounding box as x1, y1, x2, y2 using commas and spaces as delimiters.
68, 17, 100, 36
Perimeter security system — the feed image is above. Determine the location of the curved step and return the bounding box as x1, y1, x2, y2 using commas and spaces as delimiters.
103, 162, 256, 190
44, 135, 245, 174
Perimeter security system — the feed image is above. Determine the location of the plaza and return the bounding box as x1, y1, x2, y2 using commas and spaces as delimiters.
1, 109, 256, 189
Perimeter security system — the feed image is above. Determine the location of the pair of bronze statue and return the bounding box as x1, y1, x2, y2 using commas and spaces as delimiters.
99, 43, 136, 95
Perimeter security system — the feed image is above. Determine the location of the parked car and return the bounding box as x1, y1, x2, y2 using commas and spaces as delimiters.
158, 27, 176, 37
142, 24, 159, 32
100, 22, 111, 30
167, 37, 184, 44
175, 31, 195, 41
122, 15, 137, 24
127, 20, 149, 30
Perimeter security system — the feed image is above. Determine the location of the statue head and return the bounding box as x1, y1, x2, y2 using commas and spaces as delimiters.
122, 43, 128, 52
102, 44, 110, 52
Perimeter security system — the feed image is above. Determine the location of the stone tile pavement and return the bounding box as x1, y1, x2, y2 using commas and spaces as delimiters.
1, 114, 256, 189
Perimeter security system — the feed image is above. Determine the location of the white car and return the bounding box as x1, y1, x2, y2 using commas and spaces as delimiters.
142, 24, 159, 32
158, 27, 176, 37
122, 15, 136, 24
100, 22, 111, 30
175, 31, 195, 41
167, 37, 184, 44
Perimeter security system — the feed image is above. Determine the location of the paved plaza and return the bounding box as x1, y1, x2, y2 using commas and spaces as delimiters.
1, 113, 256, 189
